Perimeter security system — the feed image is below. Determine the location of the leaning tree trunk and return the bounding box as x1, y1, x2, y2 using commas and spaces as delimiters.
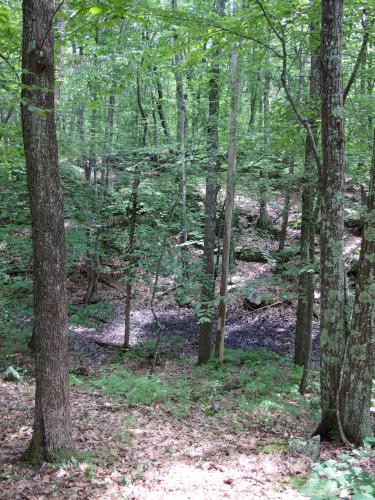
21, 0, 73, 463
216, 4, 239, 363
198, 0, 226, 364
339, 128, 375, 445
295, 8, 320, 396
316, 0, 346, 441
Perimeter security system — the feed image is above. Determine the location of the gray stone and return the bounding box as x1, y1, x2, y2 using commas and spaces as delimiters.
289, 435, 320, 461
3, 366, 22, 383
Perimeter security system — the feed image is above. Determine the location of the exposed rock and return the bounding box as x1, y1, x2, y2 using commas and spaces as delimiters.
244, 291, 265, 310
289, 435, 320, 461
235, 246, 269, 263
3, 366, 22, 383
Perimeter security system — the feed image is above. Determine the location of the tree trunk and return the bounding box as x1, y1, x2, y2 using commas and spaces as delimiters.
316, 0, 346, 441
198, 0, 226, 364
216, 1, 239, 363
294, 9, 320, 396
257, 53, 271, 230
124, 168, 140, 349
172, 0, 188, 245
339, 128, 375, 445
21, 0, 73, 463
153, 67, 170, 140
278, 160, 294, 251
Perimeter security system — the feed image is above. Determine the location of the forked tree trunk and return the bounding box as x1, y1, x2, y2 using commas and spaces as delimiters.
316, 0, 346, 441
21, 0, 73, 463
339, 128, 375, 445
198, 0, 226, 364
216, 1, 239, 363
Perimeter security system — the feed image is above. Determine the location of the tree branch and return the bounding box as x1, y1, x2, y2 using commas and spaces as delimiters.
343, 15, 374, 104
0, 53, 19, 80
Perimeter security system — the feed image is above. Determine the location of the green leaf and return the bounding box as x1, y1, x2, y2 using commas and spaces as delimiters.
89, 6, 103, 15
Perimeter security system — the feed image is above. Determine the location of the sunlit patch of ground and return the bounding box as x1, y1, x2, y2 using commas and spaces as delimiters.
0, 360, 313, 500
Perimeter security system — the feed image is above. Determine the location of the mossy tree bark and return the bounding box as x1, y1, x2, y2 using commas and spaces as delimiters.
316, 0, 346, 441
339, 128, 375, 445
21, 0, 73, 462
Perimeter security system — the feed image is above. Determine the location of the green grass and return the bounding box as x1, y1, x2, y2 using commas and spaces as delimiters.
70, 348, 320, 426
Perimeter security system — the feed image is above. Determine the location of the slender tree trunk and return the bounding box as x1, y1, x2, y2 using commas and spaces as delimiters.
172, 0, 188, 245
153, 66, 170, 140
198, 0, 226, 364
278, 160, 294, 251
216, 2, 239, 363
295, 9, 320, 395
316, 0, 346, 441
104, 92, 115, 189
124, 168, 140, 349
136, 72, 148, 147
339, 128, 375, 445
257, 47, 271, 229
21, 0, 73, 463
84, 86, 100, 304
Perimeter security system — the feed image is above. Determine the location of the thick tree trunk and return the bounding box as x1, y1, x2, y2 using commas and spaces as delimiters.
198, 0, 226, 364
316, 0, 346, 441
294, 11, 320, 395
339, 128, 375, 445
21, 0, 73, 463
216, 5, 239, 363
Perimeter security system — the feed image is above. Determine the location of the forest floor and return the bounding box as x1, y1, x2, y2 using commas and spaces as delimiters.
1, 187, 372, 499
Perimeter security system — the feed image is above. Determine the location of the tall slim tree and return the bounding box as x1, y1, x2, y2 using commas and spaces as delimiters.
316, 0, 346, 440
216, 0, 239, 363
21, 0, 73, 462
295, 6, 320, 395
198, 0, 226, 364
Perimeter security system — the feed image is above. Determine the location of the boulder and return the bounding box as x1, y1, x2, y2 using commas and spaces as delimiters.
235, 246, 269, 263
289, 435, 320, 461
3, 365, 22, 383
244, 290, 265, 310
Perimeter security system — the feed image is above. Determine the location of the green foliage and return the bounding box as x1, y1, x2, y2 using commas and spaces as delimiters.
68, 300, 115, 328
300, 442, 375, 499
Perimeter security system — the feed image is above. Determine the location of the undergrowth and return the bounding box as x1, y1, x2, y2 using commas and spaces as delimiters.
70, 348, 320, 425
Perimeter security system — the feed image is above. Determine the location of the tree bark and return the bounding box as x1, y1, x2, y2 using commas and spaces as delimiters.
278, 160, 294, 251
198, 0, 226, 364
216, 0, 239, 363
21, 0, 73, 463
172, 0, 188, 245
316, 0, 346, 441
339, 128, 375, 445
294, 7, 320, 396
256, 43, 271, 230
